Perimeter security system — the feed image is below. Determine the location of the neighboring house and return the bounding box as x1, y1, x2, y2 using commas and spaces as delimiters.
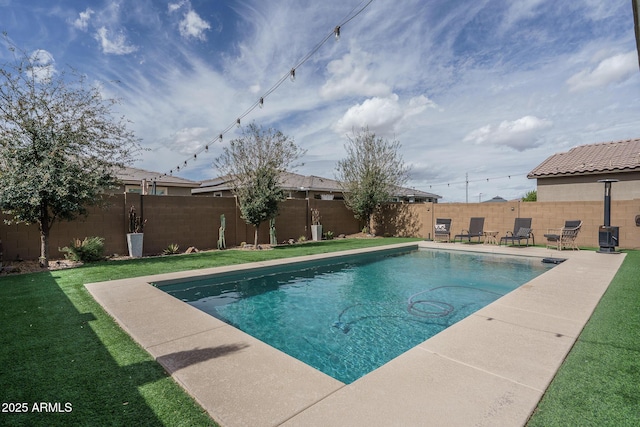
193, 171, 441, 203
114, 166, 201, 196
527, 138, 640, 202
483, 196, 508, 203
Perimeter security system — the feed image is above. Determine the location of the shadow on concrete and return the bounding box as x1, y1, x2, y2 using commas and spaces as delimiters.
157, 344, 250, 372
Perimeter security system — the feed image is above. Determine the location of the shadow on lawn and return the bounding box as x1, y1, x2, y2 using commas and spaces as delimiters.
0, 271, 211, 426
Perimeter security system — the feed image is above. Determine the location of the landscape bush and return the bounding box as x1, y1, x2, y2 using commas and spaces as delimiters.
60, 237, 105, 262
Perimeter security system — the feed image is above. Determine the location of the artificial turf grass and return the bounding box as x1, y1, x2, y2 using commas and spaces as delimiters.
527, 250, 640, 426
0, 237, 420, 426
0, 271, 215, 427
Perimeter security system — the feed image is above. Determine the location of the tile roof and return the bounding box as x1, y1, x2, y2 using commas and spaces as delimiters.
116, 166, 201, 187
195, 171, 441, 199
527, 138, 640, 178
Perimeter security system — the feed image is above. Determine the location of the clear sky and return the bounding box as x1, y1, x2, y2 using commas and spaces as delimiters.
1, 0, 638, 202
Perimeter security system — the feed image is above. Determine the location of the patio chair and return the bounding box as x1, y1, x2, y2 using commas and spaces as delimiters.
500, 218, 534, 247
454, 217, 485, 243
433, 218, 452, 242
544, 220, 582, 250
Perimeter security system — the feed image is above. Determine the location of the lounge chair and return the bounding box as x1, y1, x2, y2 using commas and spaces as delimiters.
454, 217, 485, 243
500, 218, 534, 247
544, 220, 582, 250
433, 218, 452, 242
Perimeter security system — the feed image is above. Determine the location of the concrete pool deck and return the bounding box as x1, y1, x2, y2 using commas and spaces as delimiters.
85, 242, 626, 427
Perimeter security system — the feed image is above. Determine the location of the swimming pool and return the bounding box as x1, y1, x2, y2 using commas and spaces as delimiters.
157, 247, 554, 383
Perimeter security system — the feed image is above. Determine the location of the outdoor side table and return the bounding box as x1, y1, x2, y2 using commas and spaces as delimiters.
483, 231, 499, 245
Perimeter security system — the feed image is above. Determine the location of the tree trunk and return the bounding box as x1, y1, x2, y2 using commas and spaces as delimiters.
254, 224, 259, 248
39, 201, 50, 268
39, 223, 49, 268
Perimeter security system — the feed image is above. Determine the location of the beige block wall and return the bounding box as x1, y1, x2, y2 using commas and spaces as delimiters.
0, 196, 361, 261
411, 200, 640, 249
2, 197, 638, 262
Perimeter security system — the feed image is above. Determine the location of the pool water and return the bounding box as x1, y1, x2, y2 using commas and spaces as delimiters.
158, 248, 553, 384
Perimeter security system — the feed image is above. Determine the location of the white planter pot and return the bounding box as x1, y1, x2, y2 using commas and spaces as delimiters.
311, 224, 323, 241
127, 233, 144, 258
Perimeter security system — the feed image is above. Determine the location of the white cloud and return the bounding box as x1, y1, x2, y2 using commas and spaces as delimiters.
321, 50, 391, 99
71, 8, 94, 31
94, 27, 137, 55
501, 0, 545, 30
28, 49, 56, 82
168, 1, 186, 14
567, 51, 637, 92
163, 127, 211, 155
407, 95, 439, 116
333, 95, 403, 137
331, 93, 438, 138
178, 10, 211, 41
463, 116, 552, 151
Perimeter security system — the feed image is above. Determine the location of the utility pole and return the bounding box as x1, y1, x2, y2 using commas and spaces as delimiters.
465, 173, 469, 203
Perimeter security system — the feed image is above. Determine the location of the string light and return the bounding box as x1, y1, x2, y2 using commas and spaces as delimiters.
149, 0, 375, 181
425, 173, 527, 191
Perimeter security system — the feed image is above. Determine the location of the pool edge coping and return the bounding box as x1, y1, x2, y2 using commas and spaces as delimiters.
85, 242, 626, 427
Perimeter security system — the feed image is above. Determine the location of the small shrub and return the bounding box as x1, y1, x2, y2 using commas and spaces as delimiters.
163, 243, 180, 255
324, 230, 334, 240
297, 235, 307, 243
60, 237, 105, 263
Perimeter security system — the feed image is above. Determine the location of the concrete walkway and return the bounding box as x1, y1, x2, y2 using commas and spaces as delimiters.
85, 243, 625, 427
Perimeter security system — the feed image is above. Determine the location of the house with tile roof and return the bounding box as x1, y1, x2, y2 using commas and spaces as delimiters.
527, 138, 640, 201
114, 166, 201, 196
193, 171, 441, 203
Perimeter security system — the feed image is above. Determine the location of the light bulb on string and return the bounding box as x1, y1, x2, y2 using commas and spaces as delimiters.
259, 97, 264, 108
290, 68, 296, 82
219, 134, 223, 141
205, 145, 209, 152
236, 118, 241, 128
334, 26, 340, 41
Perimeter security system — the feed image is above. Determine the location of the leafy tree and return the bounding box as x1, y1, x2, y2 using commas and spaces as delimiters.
214, 123, 305, 247
0, 39, 142, 266
335, 127, 410, 234
522, 190, 537, 202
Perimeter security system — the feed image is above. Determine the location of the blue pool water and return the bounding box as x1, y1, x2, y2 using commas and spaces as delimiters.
157, 247, 554, 383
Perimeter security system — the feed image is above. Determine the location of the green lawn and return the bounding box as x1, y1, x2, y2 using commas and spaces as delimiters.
527, 250, 640, 426
1, 239, 637, 426
0, 238, 419, 426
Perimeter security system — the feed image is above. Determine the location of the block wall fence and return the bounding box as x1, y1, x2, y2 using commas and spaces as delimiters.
1, 195, 639, 261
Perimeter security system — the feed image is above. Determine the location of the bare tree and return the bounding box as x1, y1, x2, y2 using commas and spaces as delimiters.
335, 127, 410, 234
214, 123, 305, 247
0, 38, 142, 266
